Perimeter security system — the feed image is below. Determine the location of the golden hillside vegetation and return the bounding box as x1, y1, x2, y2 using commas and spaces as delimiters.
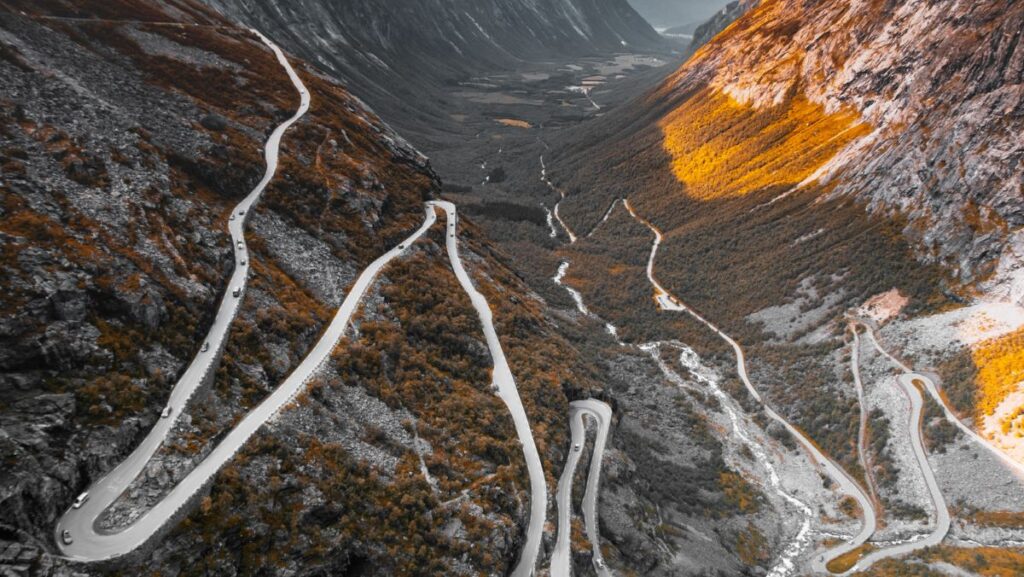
973, 326, 1024, 417
919, 546, 1024, 577
858, 546, 1024, 577
658, 86, 870, 200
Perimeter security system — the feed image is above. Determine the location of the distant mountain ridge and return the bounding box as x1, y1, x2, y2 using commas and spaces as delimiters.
202, 0, 666, 136
689, 0, 757, 48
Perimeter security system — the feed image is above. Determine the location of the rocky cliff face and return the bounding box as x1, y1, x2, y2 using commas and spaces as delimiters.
675, 0, 1024, 291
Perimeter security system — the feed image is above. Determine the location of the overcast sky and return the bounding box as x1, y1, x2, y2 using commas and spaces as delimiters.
627, 0, 733, 29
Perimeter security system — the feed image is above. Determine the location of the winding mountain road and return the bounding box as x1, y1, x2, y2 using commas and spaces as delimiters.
432, 201, 548, 577
548, 196, 842, 575
56, 199, 436, 560
840, 371, 950, 574
55, 29, 312, 560
55, 197, 548, 567
861, 323, 1024, 479
620, 200, 877, 575
53, 37, 547, 575
833, 320, 1024, 571
551, 400, 614, 577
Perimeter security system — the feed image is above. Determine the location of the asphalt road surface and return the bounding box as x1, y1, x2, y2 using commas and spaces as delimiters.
430, 200, 548, 577
551, 400, 613, 577
54, 28, 312, 560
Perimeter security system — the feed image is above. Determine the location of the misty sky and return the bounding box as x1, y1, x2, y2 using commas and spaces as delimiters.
627, 0, 733, 29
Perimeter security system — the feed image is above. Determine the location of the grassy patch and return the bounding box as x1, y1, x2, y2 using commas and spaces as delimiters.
827, 543, 874, 574
973, 326, 1024, 418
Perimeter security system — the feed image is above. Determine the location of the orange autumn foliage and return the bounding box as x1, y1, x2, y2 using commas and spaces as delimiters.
965, 510, 1024, 529
973, 325, 1024, 417
658, 86, 870, 200
719, 470, 760, 513
827, 543, 874, 574
919, 546, 1024, 577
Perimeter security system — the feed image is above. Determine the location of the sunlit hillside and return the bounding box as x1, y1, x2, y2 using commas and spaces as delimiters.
974, 326, 1024, 419
658, 86, 870, 200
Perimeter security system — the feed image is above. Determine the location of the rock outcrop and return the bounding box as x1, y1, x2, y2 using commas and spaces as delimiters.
689, 0, 758, 49
673, 0, 1024, 289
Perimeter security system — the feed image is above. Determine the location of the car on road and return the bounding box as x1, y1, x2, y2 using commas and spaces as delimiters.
574, 443, 581, 451
239, 209, 246, 216
595, 559, 606, 569
237, 241, 244, 251
399, 243, 406, 250
229, 214, 235, 221
161, 406, 173, 418
72, 492, 89, 509
201, 342, 209, 353
240, 259, 246, 266
61, 530, 73, 545
232, 287, 241, 298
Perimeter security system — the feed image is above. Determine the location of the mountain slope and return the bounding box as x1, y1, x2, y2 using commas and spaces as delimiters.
672, 0, 1023, 286
0, 1, 602, 574
553, 0, 1023, 328
539, 1, 1023, 553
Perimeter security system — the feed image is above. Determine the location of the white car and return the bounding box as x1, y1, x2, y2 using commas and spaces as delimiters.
72, 492, 89, 509
200, 342, 209, 353
61, 530, 73, 545
239, 209, 246, 216
161, 406, 173, 418
596, 559, 606, 569
574, 443, 582, 451
237, 241, 244, 251
232, 287, 241, 298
